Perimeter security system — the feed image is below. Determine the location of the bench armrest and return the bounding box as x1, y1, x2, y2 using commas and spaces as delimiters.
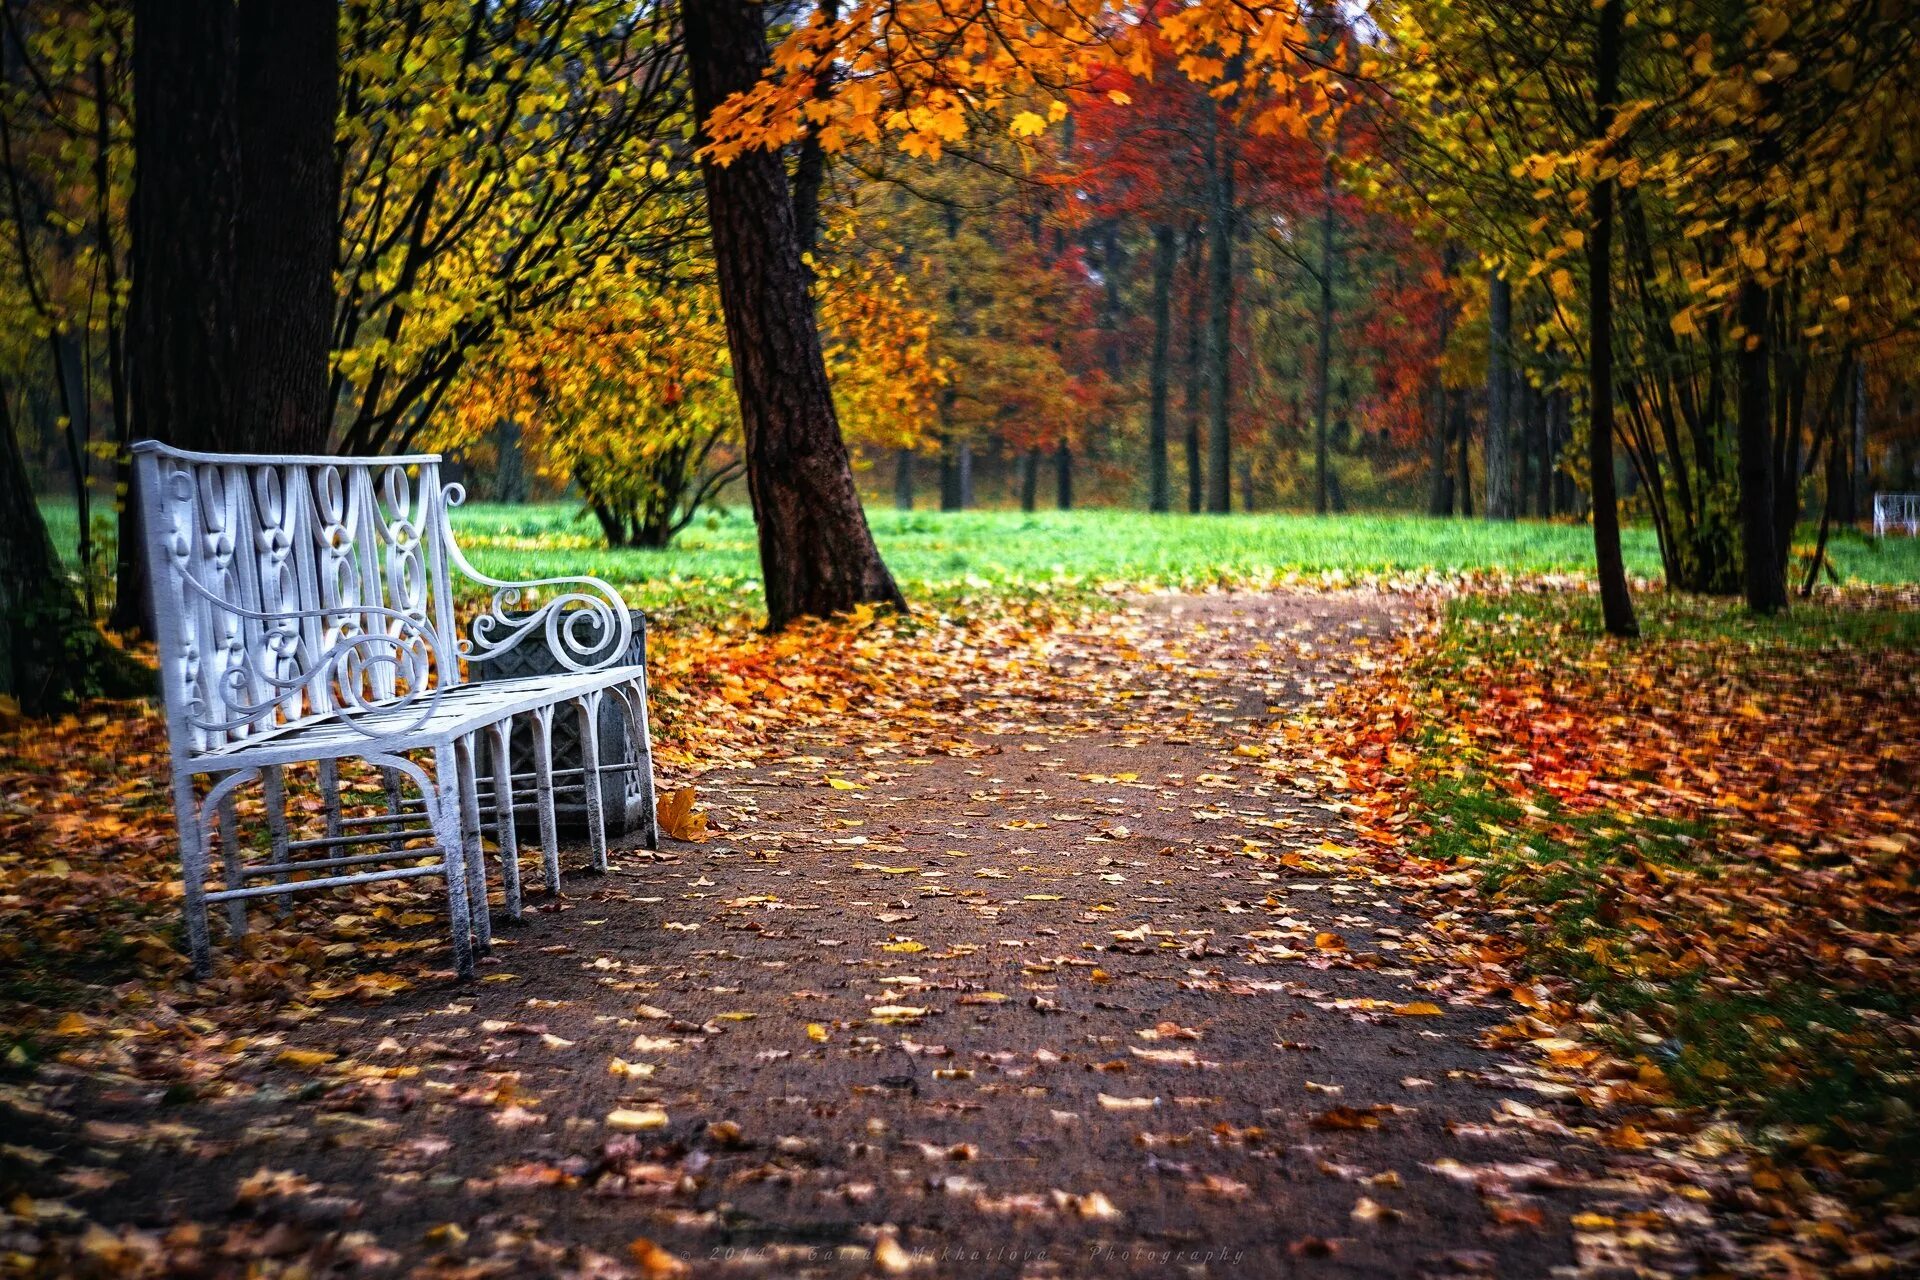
439, 483, 634, 674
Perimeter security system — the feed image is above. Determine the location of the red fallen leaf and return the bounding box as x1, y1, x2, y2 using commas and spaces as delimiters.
1288, 1236, 1339, 1257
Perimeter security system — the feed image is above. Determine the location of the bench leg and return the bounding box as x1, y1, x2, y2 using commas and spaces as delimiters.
318, 758, 343, 840
530, 705, 561, 894
630, 673, 660, 851
431, 744, 477, 979
454, 734, 492, 951
263, 765, 293, 915
576, 692, 608, 873
486, 719, 523, 921
174, 774, 214, 979
215, 793, 248, 939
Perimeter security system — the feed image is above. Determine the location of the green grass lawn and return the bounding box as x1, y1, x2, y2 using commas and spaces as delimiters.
41, 499, 1920, 622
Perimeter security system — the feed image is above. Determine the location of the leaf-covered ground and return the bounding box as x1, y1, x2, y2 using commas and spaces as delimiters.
2, 587, 1915, 1277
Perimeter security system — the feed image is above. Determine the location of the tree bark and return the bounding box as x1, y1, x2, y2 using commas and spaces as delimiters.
117, 0, 240, 637
1146, 223, 1176, 512
1587, 0, 1638, 636
1314, 161, 1336, 515
235, 0, 338, 455
1485, 272, 1513, 520
1736, 276, 1784, 613
684, 0, 903, 627
1055, 442, 1072, 510
0, 387, 147, 715
1019, 447, 1040, 512
1203, 112, 1235, 514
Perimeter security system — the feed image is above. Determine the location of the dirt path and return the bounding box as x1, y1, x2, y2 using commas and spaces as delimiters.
18, 593, 1620, 1279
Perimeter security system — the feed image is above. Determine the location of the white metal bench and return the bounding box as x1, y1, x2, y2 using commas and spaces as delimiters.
133, 441, 659, 979
1873, 493, 1920, 538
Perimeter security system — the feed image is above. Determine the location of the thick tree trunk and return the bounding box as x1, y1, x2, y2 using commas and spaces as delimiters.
1203, 114, 1235, 514
235, 0, 337, 455
1587, 0, 1637, 637
1313, 162, 1335, 515
1019, 447, 1040, 512
0, 389, 147, 715
684, 0, 903, 627
1736, 277, 1784, 613
117, 0, 240, 638
1055, 442, 1072, 510
1181, 228, 1204, 513
1485, 272, 1514, 520
894, 448, 914, 510
1146, 224, 1176, 512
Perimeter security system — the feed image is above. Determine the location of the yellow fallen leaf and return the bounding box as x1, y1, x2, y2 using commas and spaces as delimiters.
1393, 1002, 1445, 1017
826, 777, 861, 790
275, 1048, 336, 1070
807, 1023, 829, 1043
656, 788, 708, 842
606, 1107, 669, 1132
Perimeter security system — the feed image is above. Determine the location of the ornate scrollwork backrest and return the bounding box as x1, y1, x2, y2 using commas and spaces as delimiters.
133, 443, 461, 758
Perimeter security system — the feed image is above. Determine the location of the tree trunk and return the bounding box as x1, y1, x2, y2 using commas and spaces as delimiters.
117, 0, 240, 638
789, 0, 838, 267
1429, 377, 1452, 516
894, 448, 914, 510
235, 0, 337, 455
1456, 393, 1473, 517
1314, 161, 1335, 515
0, 388, 147, 715
1532, 378, 1553, 516
684, 0, 903, 627
1513, 374, 1534, 516
1020, 447, 1040, 512
1552, 391, 1574, 514
1055, 441, 1072, 510
1850, 358, 1868, 523
1181, 227, 1205, 513
1146, 224, 1176, 512
957, 439, 973, 509
1203, 113, 1235, 514
1586, 0, 1637, 637
1485, 272, 1513, 520
1736, 276, 1784, 613
940, 436, 963, 512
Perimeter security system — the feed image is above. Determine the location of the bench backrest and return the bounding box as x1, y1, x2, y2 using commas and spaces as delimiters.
134, 441, 464, 758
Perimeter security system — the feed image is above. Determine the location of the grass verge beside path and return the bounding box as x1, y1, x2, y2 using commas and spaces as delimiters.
448, 505, 1920, 620
1399, 590, 1920, 1222
38, 499, 1920, 622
